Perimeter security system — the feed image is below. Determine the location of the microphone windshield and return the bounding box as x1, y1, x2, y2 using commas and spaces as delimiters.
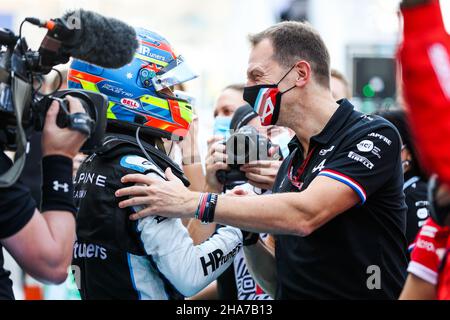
62, 9, 138, 69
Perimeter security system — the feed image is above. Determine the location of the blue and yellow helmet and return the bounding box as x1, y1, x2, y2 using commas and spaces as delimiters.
68, 27, 197, 139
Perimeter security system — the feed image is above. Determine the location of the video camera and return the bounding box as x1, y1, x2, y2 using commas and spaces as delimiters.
216, 125, 280, 190
0, 9, 138, 187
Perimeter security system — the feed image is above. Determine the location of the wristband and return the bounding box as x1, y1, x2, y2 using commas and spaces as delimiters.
195, 193, 218, 224
41, 155, 76, 216
195, 193, 207, 221
205, 193, 218, 224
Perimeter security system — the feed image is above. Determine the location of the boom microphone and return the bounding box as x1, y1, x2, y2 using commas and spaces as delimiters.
26, 9, 138, 70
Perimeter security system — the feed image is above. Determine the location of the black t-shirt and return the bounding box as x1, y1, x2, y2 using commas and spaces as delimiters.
403, 171, 429, 246
0, 150, 36, 300
273, 99, 408, 299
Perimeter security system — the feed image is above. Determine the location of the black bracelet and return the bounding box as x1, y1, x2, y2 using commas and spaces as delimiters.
41, 155, 76, 216
242, 231, 260, 246
204, 193, 218, 224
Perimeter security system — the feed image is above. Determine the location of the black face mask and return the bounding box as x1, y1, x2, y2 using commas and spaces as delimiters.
243, 65, 296, 126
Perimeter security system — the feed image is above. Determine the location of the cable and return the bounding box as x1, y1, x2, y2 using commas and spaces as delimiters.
135, 127, 153, 163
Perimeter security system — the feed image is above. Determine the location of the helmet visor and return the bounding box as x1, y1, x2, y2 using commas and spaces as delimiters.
152, 56, 198, 91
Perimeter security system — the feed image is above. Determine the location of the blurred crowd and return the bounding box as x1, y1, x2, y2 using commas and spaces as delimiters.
1, 0, 450, 301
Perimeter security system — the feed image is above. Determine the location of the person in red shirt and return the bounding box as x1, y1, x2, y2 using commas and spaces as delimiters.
399, 0, 450, 185
399, 0, 450, 299
400, 218, 450, 299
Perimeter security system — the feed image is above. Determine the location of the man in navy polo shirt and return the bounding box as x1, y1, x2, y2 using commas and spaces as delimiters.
116, 21, 408, 299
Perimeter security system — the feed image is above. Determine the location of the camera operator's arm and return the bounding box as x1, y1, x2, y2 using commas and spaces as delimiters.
399, 0, 450, 185
1, 97, 87, 284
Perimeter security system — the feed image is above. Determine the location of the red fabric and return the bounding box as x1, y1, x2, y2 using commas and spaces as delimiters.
408, 218, 450, 300
409, 219, 449, 277
437, 238, 450, 300
399, 0, 450, 185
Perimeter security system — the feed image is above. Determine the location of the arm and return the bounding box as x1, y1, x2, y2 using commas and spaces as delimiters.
399, 0, 450, 184
399, 274, 436, 300
243, 239, 277, 298
0, 96, 87, 284
183, 164, 206, 192
137, 216, 243, 297
400, 218, 449, 299
1, 210, 75, 284
212, 176, 359, 235
180, 117, 206, 192
117, 125, 397, 235
118, 172, 359, 236
187, 219, 217, 245
187, 281, 219, 300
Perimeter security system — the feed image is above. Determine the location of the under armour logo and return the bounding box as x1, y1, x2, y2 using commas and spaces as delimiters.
53, 181, 69, 193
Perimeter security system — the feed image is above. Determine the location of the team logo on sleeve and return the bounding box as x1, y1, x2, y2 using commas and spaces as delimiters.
357, 140, 374, 152
357, 140, 382, 159
368, 133, 392, 146
348, 151, 374, 170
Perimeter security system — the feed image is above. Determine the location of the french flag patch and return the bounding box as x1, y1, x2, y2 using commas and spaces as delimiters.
318, 169, 367, 204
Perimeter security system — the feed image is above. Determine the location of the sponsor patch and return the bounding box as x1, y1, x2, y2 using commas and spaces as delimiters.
121, 98, 140, 109
348, 151, 374, 170
357, 140, 374, 152
368, 132, 392, 146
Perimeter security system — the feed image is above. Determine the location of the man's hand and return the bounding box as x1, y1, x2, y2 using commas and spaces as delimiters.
42, 96, 88, 159
240, 159, 281, 190
204, 136, 229, 192
116, 168, 198, 220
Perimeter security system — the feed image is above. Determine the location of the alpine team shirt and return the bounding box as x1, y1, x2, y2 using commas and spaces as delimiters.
274, 99, 408, 299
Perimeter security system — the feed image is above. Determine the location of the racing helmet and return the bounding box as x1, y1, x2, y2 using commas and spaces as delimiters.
68, 27, 197, 139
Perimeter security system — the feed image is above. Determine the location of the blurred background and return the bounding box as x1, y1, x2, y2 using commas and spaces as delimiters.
1, 0, 450, 299
3, 0, 450, 119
